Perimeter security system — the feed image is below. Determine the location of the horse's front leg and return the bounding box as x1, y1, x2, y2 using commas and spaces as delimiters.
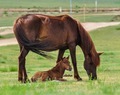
56, 49, 65, 62
69, 43, 82, 81
18, 46, 29, 83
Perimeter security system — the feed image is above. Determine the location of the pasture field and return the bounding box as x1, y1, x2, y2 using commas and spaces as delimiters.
0, 12, 119, 27
0, 25, 120, 95
0, 0, 120, 8
0, 0, 120, 27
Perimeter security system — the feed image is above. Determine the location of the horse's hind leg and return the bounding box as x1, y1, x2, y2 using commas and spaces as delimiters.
69, 43, 82, 81
18, 45, 29, 83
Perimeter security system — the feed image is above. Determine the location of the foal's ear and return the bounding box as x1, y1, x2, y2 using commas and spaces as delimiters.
67, 55, 69, 59
98, 52, 103, 56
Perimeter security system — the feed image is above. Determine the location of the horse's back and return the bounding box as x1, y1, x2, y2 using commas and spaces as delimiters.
13, 14, 79, 51
14, 14, 44, 42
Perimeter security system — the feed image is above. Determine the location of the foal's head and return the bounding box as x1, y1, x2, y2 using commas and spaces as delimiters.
60, 56, 72, 71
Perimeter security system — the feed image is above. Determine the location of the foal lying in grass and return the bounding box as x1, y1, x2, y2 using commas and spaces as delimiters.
31, 56, 72, 82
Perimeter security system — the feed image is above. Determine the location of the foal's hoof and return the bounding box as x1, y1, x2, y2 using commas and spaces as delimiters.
31, 77, 37, 82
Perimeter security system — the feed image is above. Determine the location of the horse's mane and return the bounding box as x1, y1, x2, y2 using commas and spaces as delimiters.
77, 22, 100, 66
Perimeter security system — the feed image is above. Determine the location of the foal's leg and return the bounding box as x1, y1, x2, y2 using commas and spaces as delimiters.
56, 49, 65, 62
69, 43, 82, 81
18, 46, 29, 83
58, 78, 67, 81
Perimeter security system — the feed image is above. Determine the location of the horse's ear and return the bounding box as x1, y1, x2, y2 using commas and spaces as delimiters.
67, 55, 69, 59
98, 52, 103, 56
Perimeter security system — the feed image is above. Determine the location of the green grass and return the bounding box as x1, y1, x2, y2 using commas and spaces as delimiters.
0, 0, 119, 27
0, 0, 119, 26
73, 14, 115, 22
0, 12, 119, 27
0, 25, 120, 95
0, 16, 16, 27
0, 34, 15, 39
0, 0, 120, 8
0, 12, 21, 27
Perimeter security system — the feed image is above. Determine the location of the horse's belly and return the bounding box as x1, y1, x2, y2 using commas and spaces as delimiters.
39, 40, 68, 51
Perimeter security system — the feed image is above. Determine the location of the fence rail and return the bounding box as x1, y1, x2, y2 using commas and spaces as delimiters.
1, 8, 120, 13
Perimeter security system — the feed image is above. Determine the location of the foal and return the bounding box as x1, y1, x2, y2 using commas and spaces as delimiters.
31, 56, 72, 82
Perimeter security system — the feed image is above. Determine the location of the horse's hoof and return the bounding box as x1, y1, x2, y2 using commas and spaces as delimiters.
91, 76, 97, 80
21, 79, 30, 83
18, 77, 22, 82
77, 78, 82, 81
89, 76, 97, 80
75, 77, 82, 81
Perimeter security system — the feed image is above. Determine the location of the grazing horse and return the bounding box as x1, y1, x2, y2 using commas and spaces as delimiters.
13, 14, 102, 83
31, 56, 72, 82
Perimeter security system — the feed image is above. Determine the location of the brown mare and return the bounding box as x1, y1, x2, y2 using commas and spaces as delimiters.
13, 14, 102, 83
31, 56, 72, 82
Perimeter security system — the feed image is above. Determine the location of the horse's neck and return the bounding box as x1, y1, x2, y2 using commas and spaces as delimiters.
51, 62, 65, 76
78, 23, 97, 57
78, 23, 101, 66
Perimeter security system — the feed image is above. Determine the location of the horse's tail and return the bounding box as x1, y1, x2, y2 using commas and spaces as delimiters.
13, 17, 51, 58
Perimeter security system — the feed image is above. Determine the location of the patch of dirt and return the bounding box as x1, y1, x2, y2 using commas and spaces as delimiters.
0, 26, 12, 35
81, 22, 120, 31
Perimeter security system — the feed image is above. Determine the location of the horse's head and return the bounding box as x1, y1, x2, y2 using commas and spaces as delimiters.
61, 56, 72, 71
84, 52, 103, 80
